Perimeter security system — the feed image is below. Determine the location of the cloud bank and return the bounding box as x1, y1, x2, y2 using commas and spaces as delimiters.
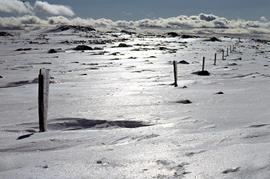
34, 1, 74, 16
0, 13, 270, 38
0, 0, 33, 14
0, 0, 75, 16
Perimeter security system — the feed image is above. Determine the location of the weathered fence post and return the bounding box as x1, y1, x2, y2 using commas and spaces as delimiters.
222, 50, 225, 60
38, 69, 50, 132
230, 45, 232, 53
173, 61, 178, 87
226, 47, 229, 56
202, 57, 205, 71
214, 53, 217, 65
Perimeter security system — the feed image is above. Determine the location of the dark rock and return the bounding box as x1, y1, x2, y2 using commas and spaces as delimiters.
110, 52, 121, 56
48, 49, 57, 53
118, 43, 132, 47
73, 45, 93, 51
159, 47, 168, 50
93, 47, 104, 50
252, 39, 270, 44
42, 165, 49, 169
0, 75, 3, 78
29, 41, 39, 44
192, 70, 210, 76
204, 37, 222, 42
60, 40, 70, 44
0, 32, 13, 36
222, 167, 240, 174
167, 32, 179, 37
215, 91, 224, 94
96, 160, 103, 164
110, 58, 120, 61
48, 25, 95, 33
228, 63, 238, 66
121, 30, 136, 35
176, 99, 192, 104
178, 60, 189, 64
15, 48, 32, 51
128, 57, 137, 59
181, 34, 199, 39
248, 124, 268, 128
17, 133, 33, 140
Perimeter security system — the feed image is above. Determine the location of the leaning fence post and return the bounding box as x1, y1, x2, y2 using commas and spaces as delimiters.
202, 57, 205, 71
38, 69, 50, 132
214, 53, 217, 65
173, 61, 178, 87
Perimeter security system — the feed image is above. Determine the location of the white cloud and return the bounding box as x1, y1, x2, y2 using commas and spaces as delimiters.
0, 15, 46, 30
1, 13, 270, 38
0, 0, 33, 14
260, 16, 268, 22
34, 1, 74, 16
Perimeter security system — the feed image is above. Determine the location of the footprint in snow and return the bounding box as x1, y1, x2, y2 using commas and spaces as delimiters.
185, 150, 206, 157
156, 160, 190, 178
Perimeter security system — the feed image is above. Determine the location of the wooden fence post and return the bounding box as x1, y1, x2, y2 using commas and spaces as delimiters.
230, 45, 232, 53
38, 69, 50, 132
202, 57, 205, 71
173, 61, 178, 87
226, 47, 229, 56
222, 50, 224, 60
214, 53, 217, 65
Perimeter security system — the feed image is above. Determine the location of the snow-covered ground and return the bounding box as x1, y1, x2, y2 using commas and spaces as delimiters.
0, 27, 270, 178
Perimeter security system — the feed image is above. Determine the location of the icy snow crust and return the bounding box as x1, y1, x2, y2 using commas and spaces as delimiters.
0, 28, 270, 178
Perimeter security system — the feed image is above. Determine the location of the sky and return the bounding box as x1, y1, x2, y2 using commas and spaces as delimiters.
65, 0, 270, 21
1, 0, 270, 21
0, 0, 269, 37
